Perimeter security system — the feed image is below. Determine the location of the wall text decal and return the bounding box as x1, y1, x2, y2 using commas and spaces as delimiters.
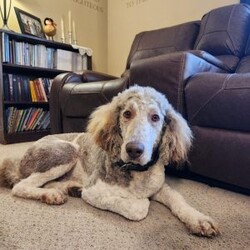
72, 0, 104, 13
122, 0, 149, 8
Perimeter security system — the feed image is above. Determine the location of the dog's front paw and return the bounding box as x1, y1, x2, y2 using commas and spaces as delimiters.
187, 215, 220, 237
189, 216, 220, 237
41, 189, 67, 205
124, 199, 150, 221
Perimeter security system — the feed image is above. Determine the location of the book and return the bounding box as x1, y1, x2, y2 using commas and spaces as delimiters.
55, 49, 73, 71
8, 108, 18, 133
16, 109, 28, 132
3, 74, 10, 101
37, 78, 48, 102
29, 108, 43, 130
29, 80, 37, 102
26, 108, 41, 130
22, 108, 33, 131
8, 74, 14, 101
14, 109, 24, 132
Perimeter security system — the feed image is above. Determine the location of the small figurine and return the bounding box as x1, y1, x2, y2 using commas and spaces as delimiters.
43, 17, 57, 40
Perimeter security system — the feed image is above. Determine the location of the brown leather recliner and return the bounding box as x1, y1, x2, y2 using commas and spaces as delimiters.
50, 4, 250, 193
50, 20, 200, 132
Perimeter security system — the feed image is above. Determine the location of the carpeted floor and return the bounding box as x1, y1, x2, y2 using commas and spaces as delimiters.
0, 142, 249, 250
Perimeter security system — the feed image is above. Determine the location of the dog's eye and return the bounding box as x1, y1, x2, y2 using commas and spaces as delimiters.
123, 110, 132, 119
151, 114, 160, 122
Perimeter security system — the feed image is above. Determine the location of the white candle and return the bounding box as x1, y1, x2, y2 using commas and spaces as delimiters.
72, 20, 76, 41
68, 10, 72, 32
61, 17, 65, 40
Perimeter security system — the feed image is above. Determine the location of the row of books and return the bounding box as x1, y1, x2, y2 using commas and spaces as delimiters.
2, 33, 88, 71
3, 74, 51, 102
6, 107, 50, 134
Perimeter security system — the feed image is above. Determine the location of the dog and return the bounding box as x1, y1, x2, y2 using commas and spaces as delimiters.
0, 86, 219, 237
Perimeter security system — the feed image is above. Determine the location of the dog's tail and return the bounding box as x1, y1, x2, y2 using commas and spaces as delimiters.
0, 158, 21, 188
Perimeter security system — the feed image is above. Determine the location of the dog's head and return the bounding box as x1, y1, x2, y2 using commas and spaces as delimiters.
87, 86, 192, 168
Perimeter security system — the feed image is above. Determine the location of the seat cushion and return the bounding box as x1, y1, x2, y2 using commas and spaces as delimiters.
189, 126, 250, 189
185, 72, 250, 132
235, 56, 250, 73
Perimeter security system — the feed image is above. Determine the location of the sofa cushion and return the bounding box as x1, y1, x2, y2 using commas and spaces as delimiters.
194, 4, 250, 57
215, 55, 239, 72
185, 72, 250, 132
236, 56, 250, 73
190, 51, 239, 72
189, 126, 250, 190
126, 21, 200, 69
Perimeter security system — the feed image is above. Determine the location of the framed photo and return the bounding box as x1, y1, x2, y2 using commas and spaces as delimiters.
14, 7, 46, 39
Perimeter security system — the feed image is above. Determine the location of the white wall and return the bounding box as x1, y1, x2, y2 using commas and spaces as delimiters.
107, 0, 239, 76
8, 0, 107, 72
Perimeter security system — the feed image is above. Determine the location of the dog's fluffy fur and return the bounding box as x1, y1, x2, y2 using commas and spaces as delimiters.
0, 86, 219, 237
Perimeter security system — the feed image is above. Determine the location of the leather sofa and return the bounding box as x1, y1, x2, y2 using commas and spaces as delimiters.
50, 4, 250, 193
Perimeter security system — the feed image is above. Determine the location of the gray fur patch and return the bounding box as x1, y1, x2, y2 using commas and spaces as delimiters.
75, 133, 132, 187
0, 158, 21, 187
19, 141, 78, 178
99, 162, 132, 187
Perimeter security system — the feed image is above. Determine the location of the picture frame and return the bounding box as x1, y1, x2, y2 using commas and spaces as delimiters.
14, 7, 46, 39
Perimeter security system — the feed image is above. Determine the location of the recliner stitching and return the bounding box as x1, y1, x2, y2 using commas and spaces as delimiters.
194, 12, 209, 48
226, 5, 238, 56
189, 74, 233, 123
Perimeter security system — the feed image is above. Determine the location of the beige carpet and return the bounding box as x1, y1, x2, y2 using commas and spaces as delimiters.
0, 142, 249, 250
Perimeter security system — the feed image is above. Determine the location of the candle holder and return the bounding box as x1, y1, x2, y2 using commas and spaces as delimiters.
61, 37, 65, 43
0, 0, 12, 30
68, 31, 72, 44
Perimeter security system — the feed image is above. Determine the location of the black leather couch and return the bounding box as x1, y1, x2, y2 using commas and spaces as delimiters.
50, 4, 250, 193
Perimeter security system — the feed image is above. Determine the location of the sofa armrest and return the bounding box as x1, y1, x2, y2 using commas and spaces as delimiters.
130, 51, 227, 115
190, 50, 236, 72
50, 74, 129, 134
81, 70, 119, 82
50, 70, 119, 133
50, 72, 83, 133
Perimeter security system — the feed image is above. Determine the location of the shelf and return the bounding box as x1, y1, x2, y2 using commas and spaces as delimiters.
2, 29, 79, 52
0, 30, 92, 144
4, 101, 49, 108
4, 101, 49, 105
3, 63, 70, 77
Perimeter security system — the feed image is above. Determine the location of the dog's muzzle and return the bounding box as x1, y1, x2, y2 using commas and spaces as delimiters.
115, 146, 160, 172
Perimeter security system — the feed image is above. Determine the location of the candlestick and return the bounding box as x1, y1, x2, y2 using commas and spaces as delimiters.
68, 10, 72, 32
68, 31, 72, 44
72, 20, 77, 44
0, 0, 12, 30
61, 17, 65, 43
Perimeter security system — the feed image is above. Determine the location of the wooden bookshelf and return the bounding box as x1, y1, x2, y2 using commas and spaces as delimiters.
0, 30, 92, 144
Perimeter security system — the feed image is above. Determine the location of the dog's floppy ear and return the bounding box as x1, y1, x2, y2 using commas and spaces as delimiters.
87, 98, 122, 152
160, 108, 193, 166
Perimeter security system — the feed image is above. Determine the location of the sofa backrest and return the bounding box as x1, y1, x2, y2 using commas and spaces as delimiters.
125, 21, 200, 70
194, 4, 250, 58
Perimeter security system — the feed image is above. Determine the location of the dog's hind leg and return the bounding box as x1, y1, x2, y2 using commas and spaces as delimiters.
44, 180, 83, 198
12, 162, 75, 205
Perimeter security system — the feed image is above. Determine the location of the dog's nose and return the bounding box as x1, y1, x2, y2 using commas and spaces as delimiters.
126, 142, 144, 160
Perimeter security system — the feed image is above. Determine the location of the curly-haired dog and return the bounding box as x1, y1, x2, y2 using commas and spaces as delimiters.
0, 86, 219, 237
